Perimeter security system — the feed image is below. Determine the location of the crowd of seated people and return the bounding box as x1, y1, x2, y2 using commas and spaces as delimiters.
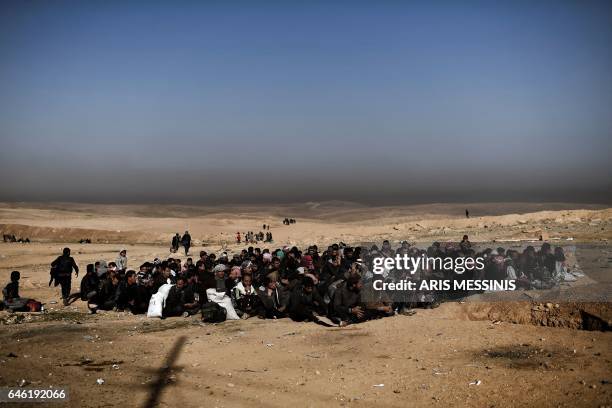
2, 238, 576, 325
364, 237, 577, 306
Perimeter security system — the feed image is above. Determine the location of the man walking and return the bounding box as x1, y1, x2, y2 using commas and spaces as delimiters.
171, 233, 180, 253
51, 248, 79, 306
181, 231, 192, 256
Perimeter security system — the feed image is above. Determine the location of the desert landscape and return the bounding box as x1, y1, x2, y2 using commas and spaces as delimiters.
0, 201, 610, 407
2, 1, 611, 406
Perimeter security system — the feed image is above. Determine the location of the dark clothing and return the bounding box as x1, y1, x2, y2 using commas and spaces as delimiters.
182, 284, 200, 315
80, 274, 100, 301
51, 255, 79, 277
98, 279, 120, 310
199, 273, 217, 295
485, 259, 506, 281
320, 263, 342, 284
51, 255, 78, 299
3, 281, 19, 301
116, 281, 149, 314
171, 235, 180, 251
181, 234, 192, 255
235, 292, 260, 316
163, 285, 187, 317
521, 256, 538, 279
257, 287, 288, 318
2, 281, 29, 312
288, 285, 326, 321
58, 276, 71, 300
332, 285, 361, 321
538, 252, 556, 277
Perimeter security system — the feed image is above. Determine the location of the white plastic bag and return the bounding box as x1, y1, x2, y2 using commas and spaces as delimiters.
206, 289, 240, 320
147, 283, 174, 318
147, 293, 164, 318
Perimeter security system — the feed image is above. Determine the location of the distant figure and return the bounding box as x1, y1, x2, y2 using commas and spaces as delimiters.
262, 224, 266, 230
181, 231, 192, 255
171, 233, 180, 253
460, 235, 471, 253
465, 209, 469, 219
50, 247, 79, 306
116, 249, 128, 272
236, 231, 241, 244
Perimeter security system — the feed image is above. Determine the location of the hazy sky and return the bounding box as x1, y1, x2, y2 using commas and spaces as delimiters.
1, 1, 611, 204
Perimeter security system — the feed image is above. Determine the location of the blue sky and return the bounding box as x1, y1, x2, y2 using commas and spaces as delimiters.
0, 1, 611, 203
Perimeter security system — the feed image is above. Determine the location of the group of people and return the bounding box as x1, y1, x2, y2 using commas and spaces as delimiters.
282, 218, 296, 225
170, 231, 192, 255
236, 231, 273, 244
455, 236, 576, 288
2, 234, 30, 243
368, 236, 577, 305
2, 237, 577, 325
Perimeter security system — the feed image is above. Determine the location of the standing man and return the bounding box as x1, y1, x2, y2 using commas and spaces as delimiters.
171, 233, 180, 253
181, 230, 192, 256
51, 248, 79, 306
465, 209, 470, 218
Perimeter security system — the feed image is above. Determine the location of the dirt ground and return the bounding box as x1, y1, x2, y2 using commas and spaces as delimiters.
0, 202, 611, 407
1, 304, 610, 408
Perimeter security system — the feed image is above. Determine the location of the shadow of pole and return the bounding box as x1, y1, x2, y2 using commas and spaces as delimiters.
143, 335, 187, 408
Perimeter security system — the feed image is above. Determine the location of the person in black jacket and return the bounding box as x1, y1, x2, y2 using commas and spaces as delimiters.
97, 273, 121, 311
80, 264, 100, 309
181, 231, 192, 256
2, 271, 30, 312
116, 270, 149, 314
171, 233, 180, 253
257, 276, 288, 319
51, 248, 79, 306
163, 277, 196, 317
331, 275, 365, 325
287, 277, 326, 322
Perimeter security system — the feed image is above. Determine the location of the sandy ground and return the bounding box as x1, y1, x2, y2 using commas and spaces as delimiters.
0, 202, 611, 407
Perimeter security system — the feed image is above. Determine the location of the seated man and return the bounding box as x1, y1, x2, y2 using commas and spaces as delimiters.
331, 275, 372, 326
257, 276, 288, 319
80, 264, 100, 309
2, 271, 30, 312
287, 276, 326, 322
163, 277, 199, 317
116, 270, 149, 314
97, 273, 121, 311
200, 263, 226, 293
231, 274, 261, 319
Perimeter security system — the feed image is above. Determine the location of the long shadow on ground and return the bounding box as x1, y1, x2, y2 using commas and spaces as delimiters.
143, 335, 187, 408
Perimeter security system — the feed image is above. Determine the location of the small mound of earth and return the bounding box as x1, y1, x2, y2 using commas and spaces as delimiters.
448, 301, 611, 331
